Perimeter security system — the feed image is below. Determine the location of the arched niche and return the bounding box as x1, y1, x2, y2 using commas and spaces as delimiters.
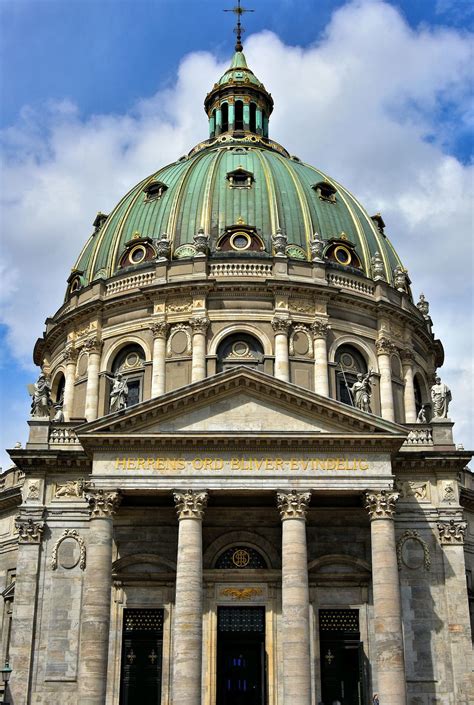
216, 332, 264, 373
203, 531, 279, 570
209, 325, 272, 357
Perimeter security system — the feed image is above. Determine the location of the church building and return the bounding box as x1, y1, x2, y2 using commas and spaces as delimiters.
1, 12, 473, 705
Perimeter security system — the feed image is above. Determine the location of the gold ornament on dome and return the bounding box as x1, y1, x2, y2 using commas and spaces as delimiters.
232, 548, 251, 567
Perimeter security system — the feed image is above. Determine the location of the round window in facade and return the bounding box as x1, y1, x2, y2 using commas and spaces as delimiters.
231, 341, 250, 357
230, 231, 251, 251
128, 244, 147, 265
334, 245, 352, 266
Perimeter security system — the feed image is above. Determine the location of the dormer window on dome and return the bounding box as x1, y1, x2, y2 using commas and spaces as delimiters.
143, 181, 168, 202
217, 220, 265, 253
118, 235, 156, 269
324, 235, 362, 270
66, 269, 85, 296
227, 167, 254, 189
313, 181, 337, 203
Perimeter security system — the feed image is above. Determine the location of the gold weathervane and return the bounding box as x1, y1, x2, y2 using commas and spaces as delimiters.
224, 0, 254, 52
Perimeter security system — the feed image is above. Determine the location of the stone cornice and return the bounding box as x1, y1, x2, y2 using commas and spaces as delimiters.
7, 448, 90, 473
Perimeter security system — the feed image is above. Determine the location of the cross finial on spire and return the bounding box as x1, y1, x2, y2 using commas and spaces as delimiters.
224, 0, 254, 52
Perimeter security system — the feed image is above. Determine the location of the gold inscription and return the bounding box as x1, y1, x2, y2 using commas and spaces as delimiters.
113, 456, 370, 472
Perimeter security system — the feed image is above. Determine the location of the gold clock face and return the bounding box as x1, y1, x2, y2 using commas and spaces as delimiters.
230, 231, 252, 251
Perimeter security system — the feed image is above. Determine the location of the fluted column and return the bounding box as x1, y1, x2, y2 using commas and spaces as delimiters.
376, 337, 395, 421
311, 318, 330, 396
277, 490, 312, 705
84, 337, 103, 422
401, 349, 417, 423
151, 321, 169, 397
171, 490, 208, 705
9, 516, 45, 705
63, 346, 78, 420
272, 317, 291, 382
190, 317, 209, 383
365, 491, 406, 705
78, 489, 121, 705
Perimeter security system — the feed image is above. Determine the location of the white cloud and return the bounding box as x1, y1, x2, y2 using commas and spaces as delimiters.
1, 0, 473, 460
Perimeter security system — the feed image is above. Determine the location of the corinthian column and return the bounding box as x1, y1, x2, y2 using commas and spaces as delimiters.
63, 346, 78, 421
84, 337, 103, 422
190, 317, 209, 383
9, 516, 45, 705
78, 489, 122, 705
151, 321, 169, 397
437, 519, 473, 699
277, 490, 312, 705
272, 317, 292, 382
376, 337, 395, 421
400, 349, 417, 423
171, 490, 208, 705
365, 491, 407, 705
311, 318, 330, 396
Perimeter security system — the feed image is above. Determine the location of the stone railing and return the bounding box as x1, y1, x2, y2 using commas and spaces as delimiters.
209, 262, 273, 278
327, 272, 375, 296
49, 424, 81, 447
106, 270, 155, 296
402, 425, 434, 448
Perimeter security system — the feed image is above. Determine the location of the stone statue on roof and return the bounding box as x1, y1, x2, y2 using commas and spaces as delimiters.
431, 376, 451, 419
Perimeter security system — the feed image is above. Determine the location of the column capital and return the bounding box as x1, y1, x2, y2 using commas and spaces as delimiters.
85, 487, 122, 518
277, 489, 311, 520
63, 346, 78, 364
437, 518, 467, 545
311, 318, 330, 339
173, 489, 208, 519
272, 316, 292, 335
365, 490, 399, 520
400, 348, 415, 365
190, 316, 210, 334
82, 336, 103, 354
15, 517, 45, 544
375, 336, 395, 356
150, 320, 169, 339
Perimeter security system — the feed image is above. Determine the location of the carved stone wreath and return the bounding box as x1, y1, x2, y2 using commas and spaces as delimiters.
51, 529, 86, 571
396, 530, 431, 571
166, 325, 192, 357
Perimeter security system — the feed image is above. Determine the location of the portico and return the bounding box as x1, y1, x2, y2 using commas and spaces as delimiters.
72, 367, 408, 705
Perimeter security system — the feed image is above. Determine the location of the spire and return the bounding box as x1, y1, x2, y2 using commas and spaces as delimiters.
224, 1, 254, 52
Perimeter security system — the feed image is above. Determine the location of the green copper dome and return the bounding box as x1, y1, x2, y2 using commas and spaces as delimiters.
71, 50, 405, 291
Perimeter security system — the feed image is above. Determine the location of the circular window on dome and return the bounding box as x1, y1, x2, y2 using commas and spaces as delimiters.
230, 231, 251, 251
334, 245, 352, 266
128, 245, 147, 265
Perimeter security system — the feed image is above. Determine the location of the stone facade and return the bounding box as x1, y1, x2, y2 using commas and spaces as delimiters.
1, 33, 473, 705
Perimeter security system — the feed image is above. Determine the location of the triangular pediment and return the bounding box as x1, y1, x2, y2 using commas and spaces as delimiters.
77, 368, 407, 450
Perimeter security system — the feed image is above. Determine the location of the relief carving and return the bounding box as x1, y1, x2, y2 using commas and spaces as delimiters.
396, 530, 431, 571
51, 529, 86, 571
166, 299, 193, 313
54, 479, 85, 499
395, 480, 428, 501
166, 325, 192, 356
220, 587, 263, 601
289, 325, 313, 357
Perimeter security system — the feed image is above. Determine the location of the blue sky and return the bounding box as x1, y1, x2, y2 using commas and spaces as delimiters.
1, 0, 473, 469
